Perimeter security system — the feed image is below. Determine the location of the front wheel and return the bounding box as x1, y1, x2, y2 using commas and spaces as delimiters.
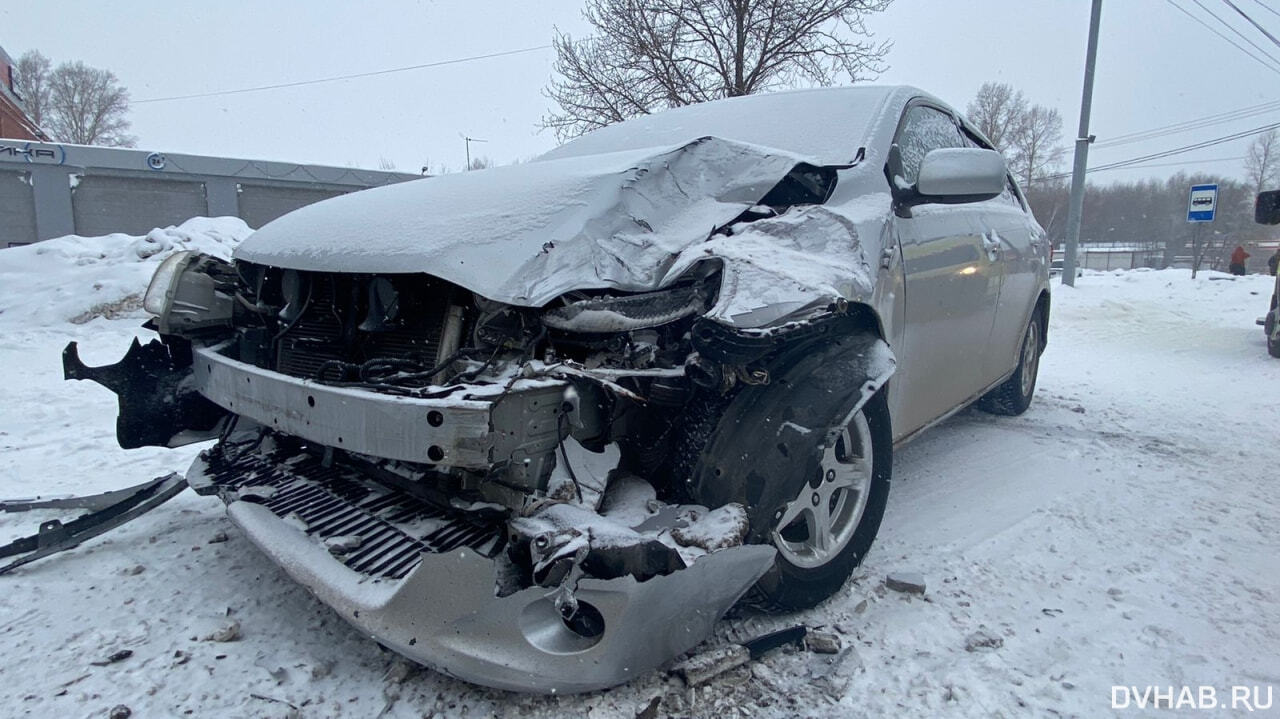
685, 335, 893, 612
751, 396, 892, 611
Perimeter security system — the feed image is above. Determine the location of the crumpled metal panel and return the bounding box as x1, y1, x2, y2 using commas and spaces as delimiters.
235, 137, 810, 306
225, 500, 777, 693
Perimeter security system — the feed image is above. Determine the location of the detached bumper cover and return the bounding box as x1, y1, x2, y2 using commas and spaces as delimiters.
189, 446, 776, 693
225, 499, 774, 693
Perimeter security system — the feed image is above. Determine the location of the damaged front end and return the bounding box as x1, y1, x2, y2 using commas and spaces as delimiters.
59, 137, 888, 692
60, 251, 806, 692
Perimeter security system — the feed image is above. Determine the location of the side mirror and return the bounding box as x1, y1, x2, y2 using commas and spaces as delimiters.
917, 148, 1007, 199
891, 147, 1007, 212
1256, 190, 1280, 225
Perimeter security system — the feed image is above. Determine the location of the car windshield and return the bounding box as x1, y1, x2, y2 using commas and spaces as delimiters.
538, 86, 893, 165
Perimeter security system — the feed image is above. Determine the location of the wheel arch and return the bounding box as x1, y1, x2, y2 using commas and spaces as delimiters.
1034, 290, 1050, 351
687, 329, 895, 528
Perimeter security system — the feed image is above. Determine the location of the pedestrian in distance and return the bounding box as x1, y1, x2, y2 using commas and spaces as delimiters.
1229, 245, 1250, 276
1268, 248, 1279, 276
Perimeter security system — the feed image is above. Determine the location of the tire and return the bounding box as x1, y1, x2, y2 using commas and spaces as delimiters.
685, 334, 892, 612
977, 308, 1043, 416
1266, 311, 1280, 359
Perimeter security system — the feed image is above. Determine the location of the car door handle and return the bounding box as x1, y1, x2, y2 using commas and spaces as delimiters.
880, 244, 897, 269
982, 232, 1000, 258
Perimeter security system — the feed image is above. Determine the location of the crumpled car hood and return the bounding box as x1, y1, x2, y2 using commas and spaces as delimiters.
236, 137, 819, 307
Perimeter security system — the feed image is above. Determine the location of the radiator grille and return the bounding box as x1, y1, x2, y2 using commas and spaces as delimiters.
202, 441, 502, 580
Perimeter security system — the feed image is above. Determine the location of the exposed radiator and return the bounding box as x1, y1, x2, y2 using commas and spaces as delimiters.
274, 273, 458, 383
201, 440, 502, 580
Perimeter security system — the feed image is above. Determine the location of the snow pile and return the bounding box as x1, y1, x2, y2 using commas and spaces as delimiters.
0, 217, 251, 328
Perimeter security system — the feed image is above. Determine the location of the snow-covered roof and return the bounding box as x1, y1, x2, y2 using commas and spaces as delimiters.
540, 85, 919, 167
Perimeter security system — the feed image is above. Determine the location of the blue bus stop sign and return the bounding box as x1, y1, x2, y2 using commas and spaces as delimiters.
1187, 184, 1218, 223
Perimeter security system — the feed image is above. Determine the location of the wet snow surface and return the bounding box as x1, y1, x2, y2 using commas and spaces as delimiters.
2, 222, 1279, 717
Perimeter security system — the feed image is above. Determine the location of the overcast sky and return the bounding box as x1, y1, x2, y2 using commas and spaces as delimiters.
5, 0, 1278, 185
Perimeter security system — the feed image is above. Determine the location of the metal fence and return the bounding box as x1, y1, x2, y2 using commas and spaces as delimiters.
0, 140, 419, 247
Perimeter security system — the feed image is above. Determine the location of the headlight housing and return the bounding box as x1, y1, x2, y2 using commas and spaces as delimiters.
143, 251, 235, 335
542, 284, 709, 333
541, 264, 721, 333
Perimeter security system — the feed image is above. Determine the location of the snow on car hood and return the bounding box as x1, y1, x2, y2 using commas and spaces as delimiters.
236, 136, 873, 326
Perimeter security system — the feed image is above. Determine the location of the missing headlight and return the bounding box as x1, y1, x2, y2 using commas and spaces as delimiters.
542, 271, 719, 334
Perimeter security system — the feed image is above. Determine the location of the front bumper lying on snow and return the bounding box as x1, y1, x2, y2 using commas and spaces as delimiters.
187, 440, 775, 693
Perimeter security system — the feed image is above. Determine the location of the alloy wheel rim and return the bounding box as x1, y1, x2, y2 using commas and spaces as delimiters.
771, 411, 873, 569
1020, 320, 1040, 398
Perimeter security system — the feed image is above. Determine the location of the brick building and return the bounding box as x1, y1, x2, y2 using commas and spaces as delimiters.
0, 45, 49, 141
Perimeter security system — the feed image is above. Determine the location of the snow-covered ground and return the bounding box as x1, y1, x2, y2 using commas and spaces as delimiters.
1, 223, 1277, 718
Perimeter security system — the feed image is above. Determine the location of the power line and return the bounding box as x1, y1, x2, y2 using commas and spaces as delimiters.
1083, 155, 1245, 173
1251, 0, 1280, 19
1165, 0, 1280, 74
1090, 122, 1279, 171
1094, 98, 1280, 148
1221, 0, 1280, 48
134, 45, 552, 104
1189, 0, 1280, 64
1044, 122, 1280, 180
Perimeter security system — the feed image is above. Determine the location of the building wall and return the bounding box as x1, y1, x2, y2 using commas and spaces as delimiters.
0, 45, 47, 142
0, 141, 419, 247
0, 98, 45, 141
0, 169, 37, 246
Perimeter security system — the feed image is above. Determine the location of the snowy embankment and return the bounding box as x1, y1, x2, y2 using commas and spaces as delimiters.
1, 224, 1277, 717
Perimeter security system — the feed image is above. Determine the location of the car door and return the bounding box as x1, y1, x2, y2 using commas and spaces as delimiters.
889, 104, 1003, 440
957, 127, 1046, 388
976, 180, 1044, 386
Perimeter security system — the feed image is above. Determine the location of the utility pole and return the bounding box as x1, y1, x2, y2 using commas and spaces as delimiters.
1062, 0, 1103, 287
464, 136, 488, 171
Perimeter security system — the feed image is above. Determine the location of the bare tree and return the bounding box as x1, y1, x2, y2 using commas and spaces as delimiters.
15, 51, 51, 127
544, 0, 893, 140
964, 81, 1027, 152
966, 82, 1064, 189
1009, 104, 1065, 189
13, 51, 134, 147
46, 62, 135, 146
1244, 129, 1279, 195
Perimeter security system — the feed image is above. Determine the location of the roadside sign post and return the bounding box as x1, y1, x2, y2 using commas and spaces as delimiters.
1186, 183, 1217, 279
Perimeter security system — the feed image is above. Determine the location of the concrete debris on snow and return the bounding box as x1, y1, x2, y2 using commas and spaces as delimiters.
885, 571, 926, 595
804, 630, 841, 654
673, 644, 751, 687
964, 628, 1004, 652
1, 219, 1278, 719
201, 618, 241, 643
807, 646, 862, 699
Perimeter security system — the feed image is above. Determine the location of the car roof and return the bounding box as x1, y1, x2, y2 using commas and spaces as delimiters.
540, 85, 932, 166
